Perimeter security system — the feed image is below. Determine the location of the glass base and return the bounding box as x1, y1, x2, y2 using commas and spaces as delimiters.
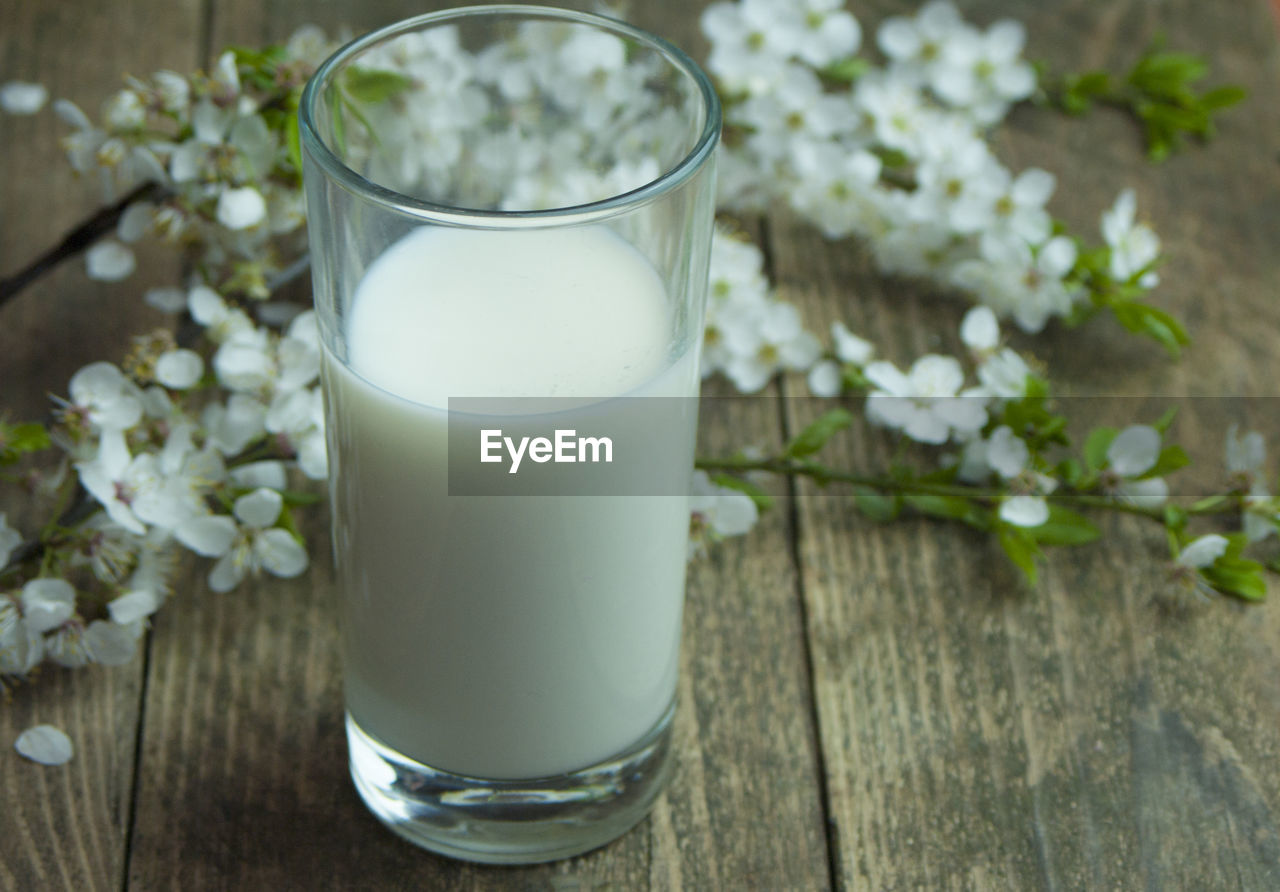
346, 701, 676, 864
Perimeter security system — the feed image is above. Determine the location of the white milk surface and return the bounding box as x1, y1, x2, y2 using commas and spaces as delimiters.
324, 225, 698, 779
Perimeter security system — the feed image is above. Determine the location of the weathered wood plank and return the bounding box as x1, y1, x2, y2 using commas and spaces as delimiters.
123, 3, 830, 888
0, 1, 202, 889
775, 0, 1280, 888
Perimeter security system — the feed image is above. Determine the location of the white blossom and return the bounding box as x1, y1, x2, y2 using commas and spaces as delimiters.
68, 362, 143, 432
864, 355, 987, 444
1102, 188, 1161, 288
1225, 425, 1275, 542
689, 470, 759, 556
773, 0, 861, 68
788, 142, 884, 239
199, 488, 309, 592
1105, 424, 1168, 505
721, 301, 822, 393
701, 0, 794, 95
930, 19, 1036, 124
877, 1, 972, 85
952, 235, 1081, 333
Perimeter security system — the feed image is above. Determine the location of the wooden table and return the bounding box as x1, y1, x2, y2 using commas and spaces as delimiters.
2, 1, 1278, 888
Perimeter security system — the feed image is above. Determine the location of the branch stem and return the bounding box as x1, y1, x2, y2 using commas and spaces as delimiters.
0, 181, 168, 309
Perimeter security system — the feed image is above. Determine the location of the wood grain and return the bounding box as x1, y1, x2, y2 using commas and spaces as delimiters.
0, 0, 201, 889
773, 1, 1280, 888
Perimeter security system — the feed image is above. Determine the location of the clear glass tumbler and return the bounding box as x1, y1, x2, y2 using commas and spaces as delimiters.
299, 5, 720, 864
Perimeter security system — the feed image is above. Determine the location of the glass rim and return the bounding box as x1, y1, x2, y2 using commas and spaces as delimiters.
298, 3, 722, 227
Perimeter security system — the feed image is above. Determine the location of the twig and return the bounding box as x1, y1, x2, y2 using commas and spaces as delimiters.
0, 181, 168, 309
695, 455, 1240, 523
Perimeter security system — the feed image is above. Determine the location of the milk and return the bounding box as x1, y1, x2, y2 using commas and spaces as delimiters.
323, 225, 699, 780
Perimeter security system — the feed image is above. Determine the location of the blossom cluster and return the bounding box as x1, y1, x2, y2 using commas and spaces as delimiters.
347, 19, 682, 211
0, 291, 323, 675
703, 0, 1163, 335
47, 28, 337, 297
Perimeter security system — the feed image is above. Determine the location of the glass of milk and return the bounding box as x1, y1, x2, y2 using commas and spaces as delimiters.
298, 6, 719, 864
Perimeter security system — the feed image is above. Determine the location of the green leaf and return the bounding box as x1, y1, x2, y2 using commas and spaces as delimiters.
1130, 51, 1209, 96
344, 67, 414, 104
999, 526, 1040, 586
820, 57, 869, 83
1163, 505, 1188, 532
1029, 505, 1100, 546
784, 409, 853, 459
275, 505, 306, 545
1, 421, 52, 464
1151, 406, 1178, 434
870, 145, 911, 169
1057, 458, 1084, 488
853, 487, 900, 523
903, 494, 989, 529
710, 474, 775, 512
1109, 300, 1190, 357
1203, 562, 1267, 601
280, 488, 322, 507
1190, 494, 1227, 512
1200, 85, 1247, 110
1074, 70, 1112, 96
1140, 444, 1190, 480
1084, 426, 1119, 471
285, 110, 302, 176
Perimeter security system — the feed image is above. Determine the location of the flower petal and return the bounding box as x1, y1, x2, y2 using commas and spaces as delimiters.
229, 460, 287, 491
0, 81, 48, 115
20, 578, 76, 633
85, 240, 136, 282
807, 360, 842, 397
216, 186, 267, 230
155, 349, 204, 389
960, 306, 999, 351
831, 321, 874, 365
234, 488, 283, 528
1000, 495, 1049, 528
1178, 534, 1228, 568
176, 514, 238, 557
15, 725, 73, 765
84, 619, 138, 666
255, 529, 308, 578
1107, 425, 1161, 476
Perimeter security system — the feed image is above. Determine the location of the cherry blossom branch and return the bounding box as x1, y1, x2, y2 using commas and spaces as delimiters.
695, 453, 1241, 524
0, 181, 167, 308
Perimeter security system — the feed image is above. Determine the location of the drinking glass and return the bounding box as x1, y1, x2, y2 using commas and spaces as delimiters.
299, 4, 719, 864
